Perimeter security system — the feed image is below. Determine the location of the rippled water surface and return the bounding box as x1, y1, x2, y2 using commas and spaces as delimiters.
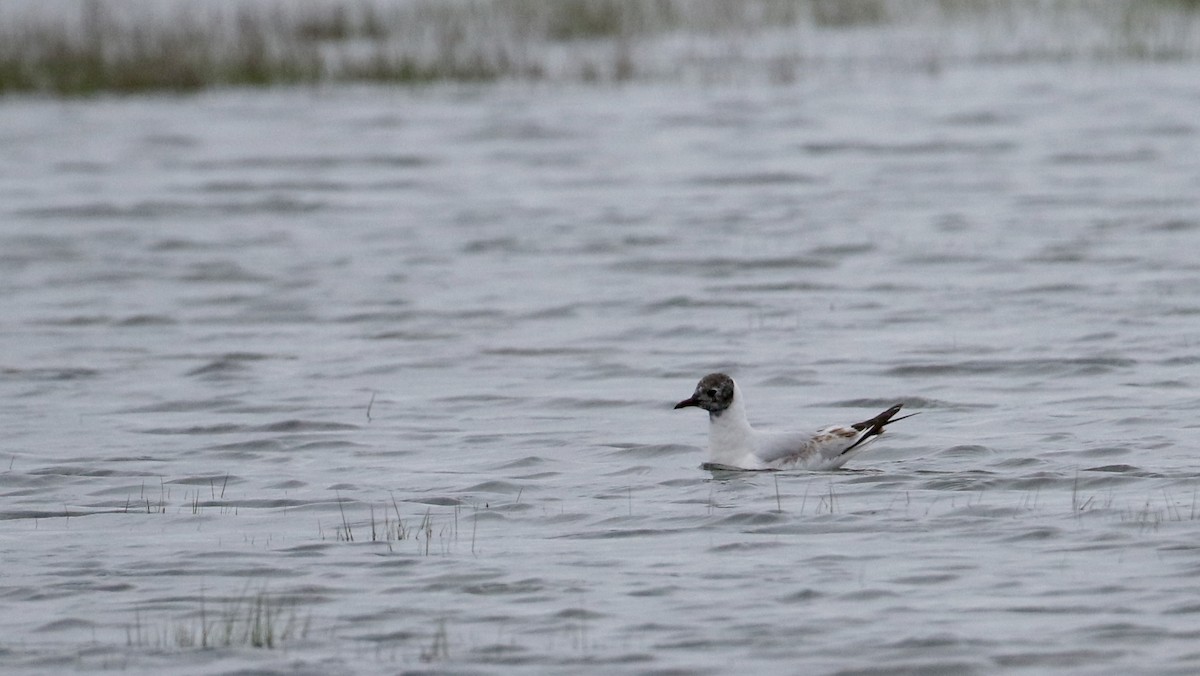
3, 64, 1200, 674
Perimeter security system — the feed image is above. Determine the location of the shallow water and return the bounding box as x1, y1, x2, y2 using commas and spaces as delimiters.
2, 63, 1200, 674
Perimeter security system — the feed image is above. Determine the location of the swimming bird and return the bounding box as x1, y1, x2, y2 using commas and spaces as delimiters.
673, 373, 914, 471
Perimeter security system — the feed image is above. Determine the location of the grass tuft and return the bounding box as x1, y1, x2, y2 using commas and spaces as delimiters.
420, 619, 451, 662
127, 589, 309, 651
3, 0, 1200, 96
321, 498, 463, 555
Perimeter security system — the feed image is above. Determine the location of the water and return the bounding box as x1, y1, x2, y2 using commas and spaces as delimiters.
3, 63, 1200, 674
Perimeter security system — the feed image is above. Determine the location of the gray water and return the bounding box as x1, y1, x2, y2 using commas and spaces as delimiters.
3, 63, 1200, 675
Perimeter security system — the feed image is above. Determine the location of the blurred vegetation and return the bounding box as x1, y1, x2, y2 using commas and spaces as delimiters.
1, 0, 1199, 96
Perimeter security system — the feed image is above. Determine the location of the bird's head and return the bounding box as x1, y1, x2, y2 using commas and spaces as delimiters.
674, 372, 736, 415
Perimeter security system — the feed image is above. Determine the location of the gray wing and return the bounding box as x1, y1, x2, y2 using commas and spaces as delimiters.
754, 426, 871, 468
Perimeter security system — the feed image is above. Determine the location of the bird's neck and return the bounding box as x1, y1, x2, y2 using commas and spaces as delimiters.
707, 387, 755, 465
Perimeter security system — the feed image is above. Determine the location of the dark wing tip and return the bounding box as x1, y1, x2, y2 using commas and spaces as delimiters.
850, 404, 906, 431
840, 404, 916, 455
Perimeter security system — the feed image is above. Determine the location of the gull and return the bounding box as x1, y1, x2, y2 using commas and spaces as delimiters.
673, 373, 915, 471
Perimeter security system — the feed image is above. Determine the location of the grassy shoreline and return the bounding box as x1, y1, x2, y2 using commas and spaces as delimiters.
2, 0, 1199, 96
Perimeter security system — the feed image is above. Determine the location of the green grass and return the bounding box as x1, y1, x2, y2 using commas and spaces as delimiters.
128, 589, 310, 651
321, 495, 467, 555
0, 4, 323, 95
2, 0, 1200, 96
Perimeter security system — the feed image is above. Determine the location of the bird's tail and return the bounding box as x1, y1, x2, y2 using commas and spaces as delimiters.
842, 404, 918, 454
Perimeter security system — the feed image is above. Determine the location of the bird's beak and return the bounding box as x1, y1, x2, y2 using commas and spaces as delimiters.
674, 396, 698, 409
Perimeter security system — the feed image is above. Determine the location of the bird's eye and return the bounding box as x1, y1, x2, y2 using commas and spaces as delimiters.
706, 388, 718, 397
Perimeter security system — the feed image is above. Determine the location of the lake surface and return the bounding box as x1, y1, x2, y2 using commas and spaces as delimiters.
3, 63, 1200, 674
